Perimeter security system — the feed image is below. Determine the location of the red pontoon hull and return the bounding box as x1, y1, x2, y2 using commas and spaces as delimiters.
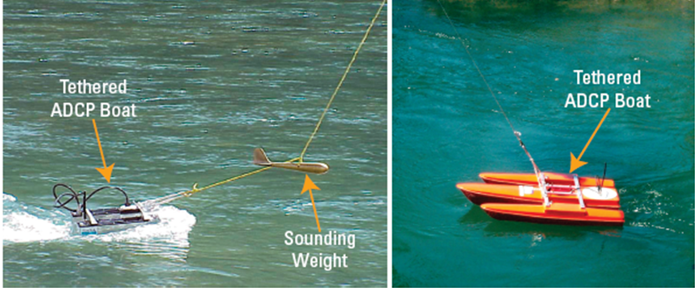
479, 172, 615, 188
481, 202, 625, 226
456, 182, 621, 209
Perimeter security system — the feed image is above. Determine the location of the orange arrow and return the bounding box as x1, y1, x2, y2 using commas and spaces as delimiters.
300, 174, 321, 232
92, 119, 115, 183
570, 108, 610, 173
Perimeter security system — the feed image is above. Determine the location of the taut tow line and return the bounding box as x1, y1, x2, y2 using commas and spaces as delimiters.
300, 0, 387, 163
434, 0, 548, 203
148, 0, 386, 206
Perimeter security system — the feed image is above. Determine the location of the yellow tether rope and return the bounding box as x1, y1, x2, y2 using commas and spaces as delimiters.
150, 1, 385, 204
182, 157, 300, 197
150, 157, 299, 204
299, 0, 386, 162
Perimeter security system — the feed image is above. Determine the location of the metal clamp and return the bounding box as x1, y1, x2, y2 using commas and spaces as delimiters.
573, 175, 586, 209
537, 172, 550, 207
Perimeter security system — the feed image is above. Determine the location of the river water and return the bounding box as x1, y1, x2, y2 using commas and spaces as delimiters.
3, 0, 387, 286
393, 0, 693, 286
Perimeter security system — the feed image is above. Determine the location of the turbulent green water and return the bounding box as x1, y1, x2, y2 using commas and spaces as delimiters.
393, 0, 693, 286
3, 0, 387, 286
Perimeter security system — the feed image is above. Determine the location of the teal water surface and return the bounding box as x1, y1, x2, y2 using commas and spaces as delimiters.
393, 0, 693, 286
4, 0, 387, 286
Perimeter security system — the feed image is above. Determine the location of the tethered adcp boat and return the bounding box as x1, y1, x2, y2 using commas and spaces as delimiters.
457, 170, 621, 210
457, 164, 625, 226
50, 0, 386, 236
434, 0, 625, 226
455, 134, 625, 226
52, 184, 158, 235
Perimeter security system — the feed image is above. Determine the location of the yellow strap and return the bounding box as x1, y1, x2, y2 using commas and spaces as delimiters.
182, 157, 299, 197
299, 0, 386, 162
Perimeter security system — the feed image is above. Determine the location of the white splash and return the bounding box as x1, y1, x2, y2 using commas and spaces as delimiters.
3, 210, 71, 243
3, 193, 71, 243
4, 193, 17, 202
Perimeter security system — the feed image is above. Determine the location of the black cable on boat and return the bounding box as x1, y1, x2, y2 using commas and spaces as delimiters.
598, 163, 608, 193
84, 186, 131, 206
53, 184, 81, 212
52, 184, 131, 213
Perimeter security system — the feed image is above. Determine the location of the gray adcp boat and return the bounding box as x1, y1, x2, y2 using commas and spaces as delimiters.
53, 184, 159, 235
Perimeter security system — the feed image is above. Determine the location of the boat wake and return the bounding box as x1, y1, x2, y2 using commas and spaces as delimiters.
3, 193, 197, 247
3, 193, 69, 243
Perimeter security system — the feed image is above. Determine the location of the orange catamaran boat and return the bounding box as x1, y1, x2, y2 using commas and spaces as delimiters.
457, 169, 625, 226
457, 176, 621, 209
438, 2, 624, 226
453, 126, 625, 226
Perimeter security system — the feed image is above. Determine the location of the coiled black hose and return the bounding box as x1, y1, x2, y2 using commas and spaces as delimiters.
52, 184, 131, 213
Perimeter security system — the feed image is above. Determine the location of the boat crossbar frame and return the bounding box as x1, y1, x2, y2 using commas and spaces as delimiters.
538, 174, 587, 209
514, 132, 587, 210
572, 175, 586, 209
